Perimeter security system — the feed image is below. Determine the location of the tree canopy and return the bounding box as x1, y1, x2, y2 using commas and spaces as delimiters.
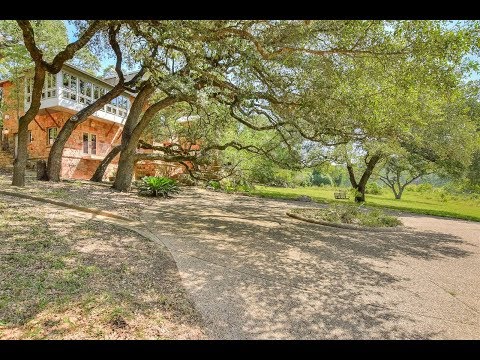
3, 20, 480, 196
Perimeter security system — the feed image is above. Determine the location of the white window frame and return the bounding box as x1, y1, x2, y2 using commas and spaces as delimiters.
82, 132, 97, 155
47, 127, 58, 145
58, 70, 130, 118
25, 74, 56, 104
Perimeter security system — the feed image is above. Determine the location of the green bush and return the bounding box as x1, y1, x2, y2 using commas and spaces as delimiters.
248, 161, 313, 188
219, 178, 254, 193
415, 183, 434, 193
206, 180, 221, 190
365, 182, 383, 195
439, 192, 448, 202
359, 209, 402, 227
137, 176, 179, 197
311, 169, 332, 186
292, 204, 402, 228
248, 162, 277, 185
293, 170, 313, 187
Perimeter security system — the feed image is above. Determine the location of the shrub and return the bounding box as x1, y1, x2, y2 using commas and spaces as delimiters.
216, 178, 254, 193
248, 161, 312, 188
415, 183, 434, 193
365, 182, 383, 195
293, 170, 313, 187
311, 169, 332, 186
248, 162, 277, 185
292, 204, 402, 228
206, 180, 221, 190
137, 176, 179, 197
359, 209, 402, 227
439, 192, 448, 202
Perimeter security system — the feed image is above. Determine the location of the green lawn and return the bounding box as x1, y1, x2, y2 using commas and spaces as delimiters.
245, 185, 480, 222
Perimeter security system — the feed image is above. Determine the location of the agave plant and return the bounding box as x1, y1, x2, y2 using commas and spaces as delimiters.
137, 176, 180, 197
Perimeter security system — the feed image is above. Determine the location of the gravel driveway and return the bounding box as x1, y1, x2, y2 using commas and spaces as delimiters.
141, 188, 480, 339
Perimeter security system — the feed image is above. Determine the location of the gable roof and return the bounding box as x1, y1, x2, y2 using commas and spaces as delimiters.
102, 71, 139, 86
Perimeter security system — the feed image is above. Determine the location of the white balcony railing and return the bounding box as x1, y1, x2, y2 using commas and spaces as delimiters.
24, 68, 130, 125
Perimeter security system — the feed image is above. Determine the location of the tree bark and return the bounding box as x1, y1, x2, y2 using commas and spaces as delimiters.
346, 153, 382, 203
46, 120, 76, 181
112, 147, 137, 191
36, 160, 48, 181
91, 83, 154, 183
113, 95, 178, 192
12, 120, 30, 186
346, 163, 357, 188
354, 154, 381, 202
90, 145, 122, 182
12, 65, 45, 186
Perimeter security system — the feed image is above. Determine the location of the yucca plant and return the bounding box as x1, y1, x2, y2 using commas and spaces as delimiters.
137, 176, 180, 197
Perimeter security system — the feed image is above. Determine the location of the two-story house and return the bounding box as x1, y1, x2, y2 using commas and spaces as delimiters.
0, 63, 186, 181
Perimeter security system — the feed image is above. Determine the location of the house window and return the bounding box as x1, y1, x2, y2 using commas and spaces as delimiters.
57, 71, 130, 118
83, 133, 89, 154
91, 134, 96, 155
70, 76, 77, 100
28, 130, 33, 143
62, 72, 70, 98
83, 133, 97, 155
47, 127, 58, 145
25, 73, 58, 102
93, 86, 100, 100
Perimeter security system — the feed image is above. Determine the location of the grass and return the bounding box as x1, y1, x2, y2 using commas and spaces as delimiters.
0, 195, 205, 340
244, 185, 480, 222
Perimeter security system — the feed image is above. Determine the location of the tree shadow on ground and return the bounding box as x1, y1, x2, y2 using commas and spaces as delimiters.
0, 195, 204, 339
140, 188, 478, 339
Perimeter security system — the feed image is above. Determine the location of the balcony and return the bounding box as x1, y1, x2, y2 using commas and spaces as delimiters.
24, 65, 131, 126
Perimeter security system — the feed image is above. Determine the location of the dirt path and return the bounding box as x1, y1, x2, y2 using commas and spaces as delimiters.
141, 188, 480, 339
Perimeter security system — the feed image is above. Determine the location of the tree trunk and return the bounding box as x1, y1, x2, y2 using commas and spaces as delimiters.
11, 65, 45, 186
353, 153, 382, 203
91, 83, 154, 185
112, 95, 178, 192
112, 147, 137, 191
355, 184, 366, 203
392, 186, 400, 199
36, 159, 48, 181
46, 120, 76, 181
90, 145, 123, 182
12, 120, 30, 186
395, 186, 405, 200
346, 163, 358, 189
